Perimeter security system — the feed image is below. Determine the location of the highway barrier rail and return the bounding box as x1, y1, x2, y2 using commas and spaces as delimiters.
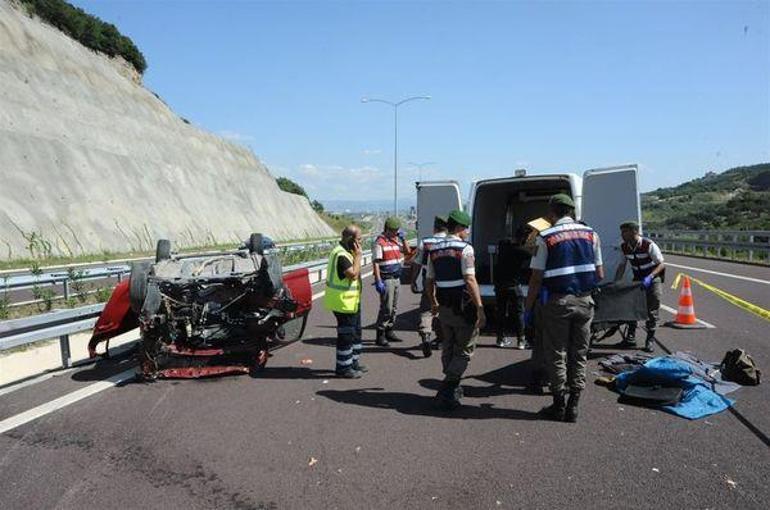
0, 237, 348, 309
648, 230, 770, 265
0, 251, 374, 375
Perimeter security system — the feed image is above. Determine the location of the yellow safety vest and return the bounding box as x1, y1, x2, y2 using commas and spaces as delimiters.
324, 245, 361, 313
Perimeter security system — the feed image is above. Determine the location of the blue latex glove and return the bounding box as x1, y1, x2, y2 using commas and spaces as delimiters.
524, 310, 534, 327
397, 229, 406, 242
642, 275, 654, 289
539, 287, 549, 305
374, 280, 386, 295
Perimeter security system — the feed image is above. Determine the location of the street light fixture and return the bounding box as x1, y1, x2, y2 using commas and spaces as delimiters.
408, 161, 437, 182
361, 95, 431, 216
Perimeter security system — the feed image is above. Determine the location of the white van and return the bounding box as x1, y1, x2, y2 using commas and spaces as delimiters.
467, 164, 641, 302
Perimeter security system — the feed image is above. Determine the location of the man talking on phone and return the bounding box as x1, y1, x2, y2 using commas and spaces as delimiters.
324, 225, 366, 378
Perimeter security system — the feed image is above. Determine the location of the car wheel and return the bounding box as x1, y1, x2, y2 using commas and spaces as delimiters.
155, 239, 171, 262
129, 261, 151, 314
280, 313, 309, 343
248, 233, 264, 255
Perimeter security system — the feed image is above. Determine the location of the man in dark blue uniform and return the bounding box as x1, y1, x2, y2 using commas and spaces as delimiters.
525, 194, 604, 423
425, 210, 484, 409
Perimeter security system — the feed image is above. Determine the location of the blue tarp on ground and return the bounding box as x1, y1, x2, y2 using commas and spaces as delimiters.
614, 357, 735, 420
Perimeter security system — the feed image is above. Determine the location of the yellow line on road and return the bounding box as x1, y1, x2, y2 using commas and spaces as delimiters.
672, 273, 770, 323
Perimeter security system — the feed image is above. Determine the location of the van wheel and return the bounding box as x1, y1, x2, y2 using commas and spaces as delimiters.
155, 239, 171, 262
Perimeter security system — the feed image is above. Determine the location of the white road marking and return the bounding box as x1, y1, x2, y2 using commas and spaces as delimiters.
660, 303, 716, 329
666, 262, 770, 286
0, 369, 135, 435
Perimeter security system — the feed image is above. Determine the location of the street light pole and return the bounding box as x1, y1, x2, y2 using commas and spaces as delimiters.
362, 95, 431, 217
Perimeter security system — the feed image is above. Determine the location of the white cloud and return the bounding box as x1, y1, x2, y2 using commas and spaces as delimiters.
362, 148, 382, 156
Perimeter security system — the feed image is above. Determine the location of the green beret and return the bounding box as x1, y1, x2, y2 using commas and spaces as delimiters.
448, 209, 471, 227
549, 193, 575, 208
434, 215, 448, 229
620, 220, 640, 230
384, 217, 401, 230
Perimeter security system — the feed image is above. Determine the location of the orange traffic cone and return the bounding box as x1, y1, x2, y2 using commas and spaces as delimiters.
670, 276, 705, 329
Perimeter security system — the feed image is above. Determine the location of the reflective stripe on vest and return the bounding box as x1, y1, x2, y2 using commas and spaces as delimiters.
540, 222, 597, 295
430, 239, 468, 289
622, 237, 659, 279
375, 235, 403, 272
324, 245, 361, 313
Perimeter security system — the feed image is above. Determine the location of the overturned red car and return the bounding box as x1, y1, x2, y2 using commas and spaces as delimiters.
89, 234, 312, 379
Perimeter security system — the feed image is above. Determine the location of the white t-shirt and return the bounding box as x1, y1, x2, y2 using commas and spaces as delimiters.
530, 217, 603, 271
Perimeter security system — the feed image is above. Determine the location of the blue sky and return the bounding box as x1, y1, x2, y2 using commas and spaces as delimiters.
74, 0, 769, 203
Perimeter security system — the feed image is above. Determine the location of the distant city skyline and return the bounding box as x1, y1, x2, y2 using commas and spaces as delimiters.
73, 0, 769, 202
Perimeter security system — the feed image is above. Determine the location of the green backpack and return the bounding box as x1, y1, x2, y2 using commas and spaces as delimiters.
720, 349, 761, 386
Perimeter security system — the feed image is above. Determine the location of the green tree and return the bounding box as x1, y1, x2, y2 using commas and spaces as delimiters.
311, 200, 325, 213
276, 177, 308, 198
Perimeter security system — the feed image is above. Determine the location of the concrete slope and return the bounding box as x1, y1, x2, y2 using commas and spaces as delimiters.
0, 1, 334, 260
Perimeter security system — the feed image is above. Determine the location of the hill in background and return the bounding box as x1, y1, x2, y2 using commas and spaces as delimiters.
642, 163, 770, 231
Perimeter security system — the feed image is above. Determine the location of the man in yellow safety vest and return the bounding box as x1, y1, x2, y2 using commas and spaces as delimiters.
324, 225, 365, 378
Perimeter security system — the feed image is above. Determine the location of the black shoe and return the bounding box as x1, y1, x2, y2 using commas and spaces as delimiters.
335, 369, 362, 379
538, 392, 566, 421
420, 335, 433, 358
375, 330, 389, 347
353, 363, 369, 373
385, 330, 403, 343
431, 338, 442, 350
643, 337, 656, 353
435, 381, 461, 410
564, 392, 580, 423
618, 338, 637, 349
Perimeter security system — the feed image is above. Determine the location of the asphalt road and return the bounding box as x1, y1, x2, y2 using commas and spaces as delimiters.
0, 255, 768, 509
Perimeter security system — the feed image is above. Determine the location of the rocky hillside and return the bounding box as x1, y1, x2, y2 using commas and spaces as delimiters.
0, 0, 333, 261
642, 163, 770, 231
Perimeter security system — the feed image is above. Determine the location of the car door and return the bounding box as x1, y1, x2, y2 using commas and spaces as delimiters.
581, 164, 641, 284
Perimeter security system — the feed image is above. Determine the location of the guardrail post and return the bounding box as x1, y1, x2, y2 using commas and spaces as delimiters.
63, 279, 70, 300
59, 334, 72, 368
748, 235, 753, 262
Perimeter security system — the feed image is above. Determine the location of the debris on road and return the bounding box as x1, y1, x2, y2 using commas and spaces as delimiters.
300, 358, 313, 365
724, 476, 737, 490
652, 468, 660, 473
354, 446, 361, 453
308, 457, 318, 467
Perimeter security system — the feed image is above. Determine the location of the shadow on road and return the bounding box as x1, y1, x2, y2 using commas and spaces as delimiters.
258, 366, 336, 379
316, 387, 541, 420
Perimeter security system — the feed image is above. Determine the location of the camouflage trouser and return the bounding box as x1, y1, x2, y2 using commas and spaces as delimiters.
438, 305, 479, 383
542, 294, 595, 394
376, 278, 400, 332
628, 278, 661, 336
417, 292, 442, 341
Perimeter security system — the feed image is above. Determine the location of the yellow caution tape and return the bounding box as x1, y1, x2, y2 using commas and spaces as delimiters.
672, 272, 770, 323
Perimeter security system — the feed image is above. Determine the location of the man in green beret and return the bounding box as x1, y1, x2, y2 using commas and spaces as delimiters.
411, 215, 449, 357
425, 209, 485, 409
525, 194, 603, 423
373, 216, 411, 346
614, 220, 665, 352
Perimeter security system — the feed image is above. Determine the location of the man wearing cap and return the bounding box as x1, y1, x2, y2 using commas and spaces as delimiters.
525, 194, 603, 423
411, 215, 449, 357
425, 209, 485, 409
614, 221, 665, 353
373, 217, 411, 346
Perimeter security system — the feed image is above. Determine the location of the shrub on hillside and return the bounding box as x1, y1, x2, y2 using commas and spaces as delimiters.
20, 0, 147, 74
276, 177, 308, 198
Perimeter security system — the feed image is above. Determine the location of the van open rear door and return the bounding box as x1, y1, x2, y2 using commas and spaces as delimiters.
581, 165, 641, 283
416, 181, 463, 240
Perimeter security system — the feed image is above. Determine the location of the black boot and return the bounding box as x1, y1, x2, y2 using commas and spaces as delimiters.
385, 329, 403, 343
420, 333, 433, 358
435, 380, 461, 410
643, 334, 656, 353
564, 392, 580, 423
375, 329, 389, 347
538, 392, 566, 421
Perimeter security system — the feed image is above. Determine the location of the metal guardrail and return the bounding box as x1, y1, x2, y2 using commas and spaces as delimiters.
0, 238, 349, 309
0, 251, 374, 375
648, 230, 770, 264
